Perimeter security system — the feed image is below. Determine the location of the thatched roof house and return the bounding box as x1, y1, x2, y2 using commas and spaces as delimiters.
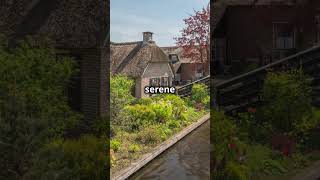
111, 32, 175, 98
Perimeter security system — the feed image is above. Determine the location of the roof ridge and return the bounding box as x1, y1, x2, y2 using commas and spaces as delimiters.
111, 41, 142, 45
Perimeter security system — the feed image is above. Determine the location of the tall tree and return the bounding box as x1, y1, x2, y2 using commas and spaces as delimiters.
174, 5, 210, 75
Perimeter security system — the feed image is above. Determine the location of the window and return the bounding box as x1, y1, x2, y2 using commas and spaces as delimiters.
150, 78, 160, 86
273, 23, 294, 49
169, 54, 179, 64
161, 77, 169, 86
150, 77, 171, 86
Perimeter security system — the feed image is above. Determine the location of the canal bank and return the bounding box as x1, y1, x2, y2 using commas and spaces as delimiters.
129, 120, 210, 180
111, 114, 210, 180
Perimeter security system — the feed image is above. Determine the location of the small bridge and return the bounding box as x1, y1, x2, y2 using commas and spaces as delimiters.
176, 46, 320, 114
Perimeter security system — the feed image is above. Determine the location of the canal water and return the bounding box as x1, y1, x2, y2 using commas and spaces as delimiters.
129, 121, 210, 180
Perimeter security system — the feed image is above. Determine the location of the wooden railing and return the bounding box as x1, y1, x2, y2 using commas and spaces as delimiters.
176, 76, 210, 97
214, 46, 320, 114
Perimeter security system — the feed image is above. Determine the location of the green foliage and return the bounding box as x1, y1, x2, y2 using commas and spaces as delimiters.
0, 36, 81, 178
158, 126, 173, 141
167, 119, 181, 129
123, 104, 156, 131
155, 94, 187, 119
245, 145, 286, 177
133, 97, 153, 105
110, 139, 121, 152
224, 162, 249, 180
211, 110, 239, 164
202, 95, 210, 108
191, 83, 209, 104
294, 108, 320, 150
135, 125, 162, 144
26, 135, 107, 180
150, 99, 174, 123
110, 74, 135, 125
238, 112, 273, 143
129, 144, 140, 153
260, 70, 312, 133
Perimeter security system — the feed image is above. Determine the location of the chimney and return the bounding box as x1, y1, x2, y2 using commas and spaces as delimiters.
143, 31, 153, 43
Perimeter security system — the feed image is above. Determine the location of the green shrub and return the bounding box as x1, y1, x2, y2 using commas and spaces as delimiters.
260, 70, 312, 133
211, 111, 241, 169
224, 162, 249, 180
123, 104, 156, 131
133, 97, 153, 105
294, 108, 320, 149
111, 74, 135, 126
238, 112, 273, 143
167, 119, 181, 129
245, 145, 275, 175
129, 144, 140, 153
26, 135, 108, 180
135, 125, 162, 144
191, 83, 209, 104
156, 95, 187, 119
110, 139, 121, 152
202, 95, 210, 108
150, 99, 173, 123
0, 36, 81, 179
181, 107, 200, 122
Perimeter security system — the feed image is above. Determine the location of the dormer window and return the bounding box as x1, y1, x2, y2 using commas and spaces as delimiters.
169, 54, 179, 64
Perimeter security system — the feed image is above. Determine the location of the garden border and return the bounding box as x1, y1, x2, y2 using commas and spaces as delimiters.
111, 113, 210, 180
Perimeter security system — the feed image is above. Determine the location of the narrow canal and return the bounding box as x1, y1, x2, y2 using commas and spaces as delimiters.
129, 121, 210, 180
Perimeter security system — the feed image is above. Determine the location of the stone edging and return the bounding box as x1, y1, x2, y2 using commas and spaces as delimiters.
111, 113, 210, 180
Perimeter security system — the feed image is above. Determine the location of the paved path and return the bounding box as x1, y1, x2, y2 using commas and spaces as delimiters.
290, 160, 320, 180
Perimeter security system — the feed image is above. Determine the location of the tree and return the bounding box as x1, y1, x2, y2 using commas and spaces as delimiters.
174, 5, 210, 75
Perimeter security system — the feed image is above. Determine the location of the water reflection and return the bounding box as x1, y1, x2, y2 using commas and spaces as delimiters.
129, 121, 210, 180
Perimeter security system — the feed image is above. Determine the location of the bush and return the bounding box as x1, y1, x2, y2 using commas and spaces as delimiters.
133, 97, 153, 105
167, 119, 181, 129
224, 162, 249, 180
110, 139, 121, 152
191, 83, 209, 104
260, 70, 312, 134
123, 105, 156, 131
156, 95, 187, 117
129, 144, 140, 153
110, 74, 135, 126
294, 108, 320, 150
26, 135, 108, 180
150, 99, 173, 123
211, 111, 241, 169
135, 125, 162, 144
0, 36, 80, 178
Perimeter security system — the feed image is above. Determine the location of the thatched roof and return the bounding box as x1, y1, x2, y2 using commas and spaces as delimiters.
111, 41, 173, 77
0, 0, 108, 48
161, 46, 208, 73
161, 46, 193, 63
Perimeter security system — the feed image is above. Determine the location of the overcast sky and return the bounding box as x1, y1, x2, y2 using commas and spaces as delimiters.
110, 0, 209, 47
